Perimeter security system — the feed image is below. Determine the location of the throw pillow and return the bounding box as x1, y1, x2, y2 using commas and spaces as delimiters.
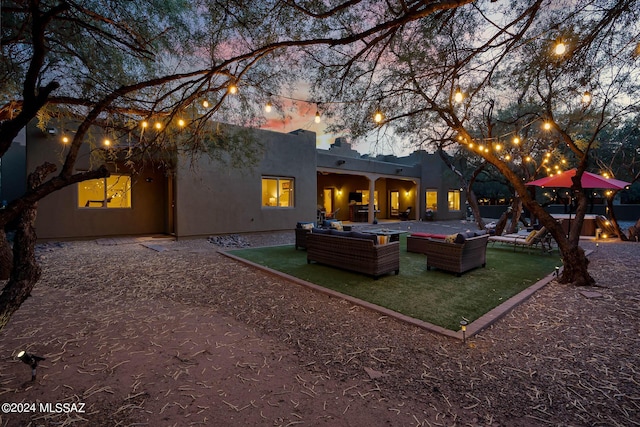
376, 235, 389, 245
301, 222, 314, 230
444, 234, 457, 243
330, 221, 343, 231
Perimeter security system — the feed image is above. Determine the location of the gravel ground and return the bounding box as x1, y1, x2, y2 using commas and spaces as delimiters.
0, 220, 638, 426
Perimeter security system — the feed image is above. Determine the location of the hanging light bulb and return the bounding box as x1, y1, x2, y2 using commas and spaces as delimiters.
154, 122, 162, 130
454, 86, 464, 103
141, 121, 149, 129
62, 136, 69, 144
373, 109, 384, 123
513, 136, 520, 145
582, 91, 592, 105
543, 121, 552, 130
314, 103, 321, 123
104, 139, 111, 146
228, 82, 238, 94
265, 102, 272, 113
177, 119, 186, 127
554, 41, 567, 55
202, 100, 209, 108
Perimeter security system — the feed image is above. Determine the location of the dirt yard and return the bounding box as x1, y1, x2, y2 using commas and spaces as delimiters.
1, 228, 638, 426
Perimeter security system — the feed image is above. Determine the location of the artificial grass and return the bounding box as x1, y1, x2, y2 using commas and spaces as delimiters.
229, 235, 560, 331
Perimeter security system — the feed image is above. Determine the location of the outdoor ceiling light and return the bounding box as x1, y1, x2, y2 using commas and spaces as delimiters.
17, 351, 45, 381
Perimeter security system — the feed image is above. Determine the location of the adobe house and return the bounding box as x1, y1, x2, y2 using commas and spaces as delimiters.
1, 123, 464, 240
316, 138, 465, 224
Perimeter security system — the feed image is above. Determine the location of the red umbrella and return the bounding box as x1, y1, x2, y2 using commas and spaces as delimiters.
526, 168, 630, 189
526, 168, 630, 237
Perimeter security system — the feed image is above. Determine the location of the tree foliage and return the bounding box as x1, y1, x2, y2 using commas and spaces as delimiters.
308, 0, 640, 285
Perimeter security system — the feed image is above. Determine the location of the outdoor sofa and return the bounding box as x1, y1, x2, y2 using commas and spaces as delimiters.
407, 231, 490, 276
305, 228, 400, 278
295, 220, 350, 250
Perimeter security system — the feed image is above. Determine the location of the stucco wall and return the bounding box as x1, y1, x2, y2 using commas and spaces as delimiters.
174, 127, 317, 237
26, 124, 167, 240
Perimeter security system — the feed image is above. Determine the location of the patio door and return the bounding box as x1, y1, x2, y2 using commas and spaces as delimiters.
323, 188, 333, 213
390, 190, 399, 217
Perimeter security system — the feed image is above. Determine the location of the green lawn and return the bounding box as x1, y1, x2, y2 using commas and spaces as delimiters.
229, 236, 559, 330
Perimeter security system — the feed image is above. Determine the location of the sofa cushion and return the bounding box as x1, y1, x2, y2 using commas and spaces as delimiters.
330, 221, 344, 231
474, 230, 488, 237
351, 231, 378, 244
311, 227, 332, 234
411, 232, 447, 240
330, 229, 352, 237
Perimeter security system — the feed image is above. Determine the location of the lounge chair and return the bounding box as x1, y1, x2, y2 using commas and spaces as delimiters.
489, 227, 553, 253
398, 206, 412, 220
325, 207, 340, 220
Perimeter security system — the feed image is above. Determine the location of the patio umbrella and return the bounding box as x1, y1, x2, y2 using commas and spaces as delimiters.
526, 168, 630, 190
526, 168, 631, 236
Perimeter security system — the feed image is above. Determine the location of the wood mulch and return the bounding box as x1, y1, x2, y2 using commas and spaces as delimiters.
0, 226, 639, 426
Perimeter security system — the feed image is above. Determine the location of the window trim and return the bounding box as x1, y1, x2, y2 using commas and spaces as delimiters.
77, 173, 132, 209
261, 176, 295, 208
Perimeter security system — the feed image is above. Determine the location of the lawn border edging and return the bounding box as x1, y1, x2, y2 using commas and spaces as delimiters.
221, 248, 580, 340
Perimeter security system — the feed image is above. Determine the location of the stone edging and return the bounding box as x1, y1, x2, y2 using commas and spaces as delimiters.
221, 249, 576, 340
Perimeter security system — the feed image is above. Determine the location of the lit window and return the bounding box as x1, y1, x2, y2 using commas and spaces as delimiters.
426, 190, 438, 211
358, 190, 378, 207
78, 174, 131, 208
448, 190, 461, 211
262, 177, 294, 207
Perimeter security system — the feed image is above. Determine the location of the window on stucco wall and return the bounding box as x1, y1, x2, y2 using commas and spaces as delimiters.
78, 174, 132, 208
262, 177, 294, 207
425, 190, 438, 211
448, 190, 461, 211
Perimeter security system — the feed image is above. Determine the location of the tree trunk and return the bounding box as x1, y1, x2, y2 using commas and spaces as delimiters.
0, 164, 52, 332
525, 201, 595, 286
605, 195, 625, 240
0, 200, 41, 332
555, 239, 594, 286
0, 229, 12, 280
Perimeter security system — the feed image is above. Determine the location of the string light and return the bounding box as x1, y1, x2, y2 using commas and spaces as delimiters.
177, 119, 186, 127
454, 86, 464, 103
228, 82, 238, 94
314, 103, 321, 123
141, 121, 148, 129
154, 122, 162, 130
202, 100, 209, 108
554, 41, 567, 55
265, 102, 272, 113
513, 136, 520, 144
104, 139, 111, 146
373, 109, 384, 123
62, 136, 69, 143
582, 90, 592, 105
543, 121, 552, 130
